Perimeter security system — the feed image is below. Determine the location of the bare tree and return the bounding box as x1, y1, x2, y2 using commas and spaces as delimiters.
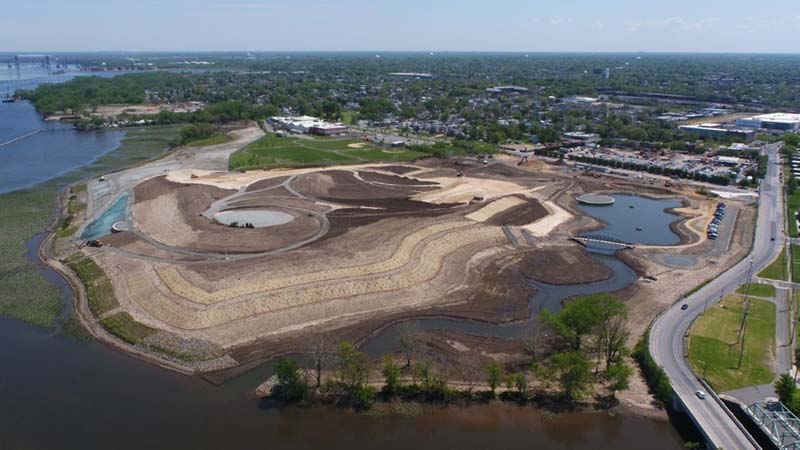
398, 321, 419, 369
309, 334, 330, 388
462, 353, 483, 394
523, 322, 546, 363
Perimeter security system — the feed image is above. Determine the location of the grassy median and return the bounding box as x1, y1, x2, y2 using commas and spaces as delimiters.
758, 247, 789, 281
0, 126, 181, 329
688, 295, 776, 392
736, 283, 776, 298
787, 191, 800, 238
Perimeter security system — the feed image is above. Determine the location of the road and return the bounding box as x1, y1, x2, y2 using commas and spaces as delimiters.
649, 142, 784, 450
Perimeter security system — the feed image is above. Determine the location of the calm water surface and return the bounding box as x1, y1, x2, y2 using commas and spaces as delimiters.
577, 194, 682, 246
0, 101, 124, 194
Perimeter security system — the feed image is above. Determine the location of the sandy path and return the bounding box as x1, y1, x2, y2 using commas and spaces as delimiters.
466, 197, 526, 222
521, 201, 573, 237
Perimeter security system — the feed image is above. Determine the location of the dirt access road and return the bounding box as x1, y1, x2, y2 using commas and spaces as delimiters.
83, 126, 264, 225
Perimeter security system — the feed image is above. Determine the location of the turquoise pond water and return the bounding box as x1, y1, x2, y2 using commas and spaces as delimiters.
80, 194, 129, 241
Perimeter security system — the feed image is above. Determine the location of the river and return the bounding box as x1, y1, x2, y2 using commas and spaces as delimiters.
0, 96, 686, 450
0, 89, 125, 195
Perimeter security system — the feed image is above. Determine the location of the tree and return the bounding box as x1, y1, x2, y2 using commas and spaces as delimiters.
606, 362, 633, 398
593, 295, 629, 370
775, 373, 797, 406
273, 357, 309, 402
486, 362, 504, 397
507, 372, 529, 400
551, 351, 593, 401
335, 342, 369, 390
462, 355, 483, 394
523, 323, 546, 363
415, 360, 433, 388
381, 356, 401, 395
540, 295, 605, 351
398, 321, 418, 369
309, 335, 330, 388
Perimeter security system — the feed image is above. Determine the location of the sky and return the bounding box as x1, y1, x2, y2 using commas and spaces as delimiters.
2, 0, 799, 53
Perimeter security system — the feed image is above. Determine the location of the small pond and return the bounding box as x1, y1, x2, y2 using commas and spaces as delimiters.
215, 210, 294, 227
577, 194, 682, 246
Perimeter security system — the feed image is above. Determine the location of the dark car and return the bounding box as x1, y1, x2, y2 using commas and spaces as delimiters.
681, 304, 689, 310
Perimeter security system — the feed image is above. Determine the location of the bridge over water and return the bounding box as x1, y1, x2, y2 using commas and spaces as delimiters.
569, 234, 636, 249
747, 401, 800, 450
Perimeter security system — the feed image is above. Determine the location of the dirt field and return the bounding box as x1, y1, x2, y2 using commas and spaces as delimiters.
91, 102, 206, 119
64, 144, 755, 393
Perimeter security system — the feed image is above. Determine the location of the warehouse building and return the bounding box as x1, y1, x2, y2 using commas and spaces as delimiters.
736, 113, 800, 131
679, 124, 756, 142
268, 116, 348, 135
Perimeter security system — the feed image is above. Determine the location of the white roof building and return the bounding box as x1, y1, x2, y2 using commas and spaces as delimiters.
736, 113, 800, 131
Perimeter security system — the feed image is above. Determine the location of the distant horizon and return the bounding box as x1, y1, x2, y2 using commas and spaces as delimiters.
3, 0, 799, 54
3, 50, 800, 56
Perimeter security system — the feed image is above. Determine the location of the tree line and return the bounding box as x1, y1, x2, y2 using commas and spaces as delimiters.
269, 293, 637, 410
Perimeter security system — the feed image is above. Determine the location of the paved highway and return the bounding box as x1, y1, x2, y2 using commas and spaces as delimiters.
650, 143, 784, 450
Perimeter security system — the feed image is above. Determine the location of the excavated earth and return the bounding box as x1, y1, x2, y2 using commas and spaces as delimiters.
71, 157, 751, 379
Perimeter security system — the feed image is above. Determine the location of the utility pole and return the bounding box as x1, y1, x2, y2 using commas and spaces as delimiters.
737, 318, 748, 369
736, 259, 755, 345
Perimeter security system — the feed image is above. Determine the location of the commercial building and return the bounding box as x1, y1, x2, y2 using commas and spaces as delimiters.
715, 156, 743, 166
679, 124, 756, 143
309, 123, 349, 136
736, 113, 800, 131
486, 86, 529, 94
268, 116, 348, 135
563, 132, 600, 143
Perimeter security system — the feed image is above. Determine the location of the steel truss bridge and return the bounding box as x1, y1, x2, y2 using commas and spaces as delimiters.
569, 234, 636, 249
747, 401, 800, 449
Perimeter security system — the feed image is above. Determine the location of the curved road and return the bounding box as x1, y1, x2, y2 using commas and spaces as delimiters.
650, 143, 784, 450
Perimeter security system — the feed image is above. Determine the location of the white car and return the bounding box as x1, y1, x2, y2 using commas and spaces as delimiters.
695, 390, 706, 400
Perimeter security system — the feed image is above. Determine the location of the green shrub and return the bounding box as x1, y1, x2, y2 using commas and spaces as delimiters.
633, 332, 673, 404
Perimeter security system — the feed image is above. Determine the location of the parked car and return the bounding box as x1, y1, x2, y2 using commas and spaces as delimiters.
681, 304, 689, 310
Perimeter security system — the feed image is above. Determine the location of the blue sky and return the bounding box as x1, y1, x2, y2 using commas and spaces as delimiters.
2, 0, 799, 53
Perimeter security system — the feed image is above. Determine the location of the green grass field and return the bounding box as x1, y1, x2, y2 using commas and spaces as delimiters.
791, 245, 800, 282
65, 253, 119, 316
736, 283, 777, 298
0, 125, 182, 329
787, 191, 800, 238
186, 134, 232, 147
100, 312, 156, 345
688, 295, 776, 392
759, 247, 789, 281
229, 134, 427, 170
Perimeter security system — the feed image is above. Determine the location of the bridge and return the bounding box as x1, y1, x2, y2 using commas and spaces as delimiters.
0, 129, 42, 149
569, 234, 636, 249
746, 401, 800, 449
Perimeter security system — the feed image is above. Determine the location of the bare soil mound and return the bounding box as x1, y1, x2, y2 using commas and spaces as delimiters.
244, 176, 291, 192
521, 247, 613, 285
485, 197, 548, 226
358, 171, 438, 187
378, 165, 419, 175
132, 176, 323, 254
293, 170, 425, 201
